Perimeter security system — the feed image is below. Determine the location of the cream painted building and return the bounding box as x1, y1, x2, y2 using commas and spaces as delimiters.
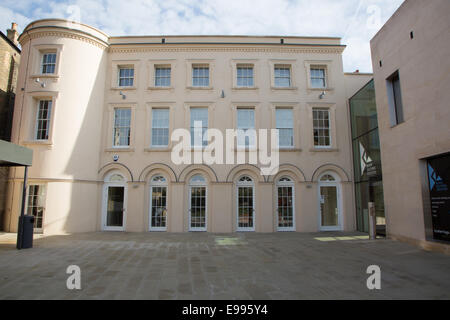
3, 19, 370, 234
371, 0, 450, 248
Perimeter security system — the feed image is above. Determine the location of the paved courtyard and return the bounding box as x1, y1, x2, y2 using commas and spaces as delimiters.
0, 231, 449, 299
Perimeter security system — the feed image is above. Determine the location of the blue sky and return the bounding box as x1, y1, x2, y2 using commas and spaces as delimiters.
1, 0, 404, 72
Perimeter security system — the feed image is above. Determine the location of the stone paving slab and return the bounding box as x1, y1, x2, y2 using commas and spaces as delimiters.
0, 232, 449, 299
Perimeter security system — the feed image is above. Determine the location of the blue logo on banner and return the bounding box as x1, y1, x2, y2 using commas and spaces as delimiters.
428, 163, 446, 191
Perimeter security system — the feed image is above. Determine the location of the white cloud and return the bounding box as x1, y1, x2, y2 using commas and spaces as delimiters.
0, 0, 404, 72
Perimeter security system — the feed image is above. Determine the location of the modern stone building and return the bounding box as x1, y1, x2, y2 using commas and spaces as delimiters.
4, 18, 370, 234
0, 23, 21, 230
370, 0, 450, 248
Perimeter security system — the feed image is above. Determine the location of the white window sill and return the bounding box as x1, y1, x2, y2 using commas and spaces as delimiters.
30, 74, 59, 80
144, 147, 171, 152
186, 86, 214, 90
111, 86, 137, 91
22, 140, 53, 146
232, 87, 259, 91
105, 147, 135, 152
271, 86, 298, 90
277, 147, 302, 152
147, 86, 174, 91
309, 147, 338, 152
307, 87, 334, 91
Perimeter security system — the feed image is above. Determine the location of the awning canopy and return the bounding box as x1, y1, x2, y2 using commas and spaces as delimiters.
0, 140, 33, 167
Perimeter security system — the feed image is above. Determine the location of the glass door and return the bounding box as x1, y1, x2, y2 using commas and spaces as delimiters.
277, 185, 294, 231
189, 186, 207, 231
319, 186, 340, 230
105, 186, 125, 229
150, 186, 167, 231
237, 184, 255, 231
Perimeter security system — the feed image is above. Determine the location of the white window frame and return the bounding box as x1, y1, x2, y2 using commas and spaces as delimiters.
34, 99, 52, 141
274, 65, 291, 88
154, 66, 171, 87
26, 183, 46, 233
40, 52, 57, 74
101, 171, 127, 232
276, 177, 295, 232
317, 172, 342, 231
117, 66, 135, 87
310, 67, 327, 89
151, 108, 170, 147
190, 107, 209, 148
236, 176, 255, 232
149, 175, 168, 232
188, 175, 208, 232
305, 60, 332, 91
112, 108, 132, 148
192, 64, 210, 87
276, 108, 294, 148
236, 64, 254, 88
237, 108, 256, 148
312, 108, 332, 148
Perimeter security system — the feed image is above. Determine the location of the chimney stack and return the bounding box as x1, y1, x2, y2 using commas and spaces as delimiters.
7, 22, 19, 46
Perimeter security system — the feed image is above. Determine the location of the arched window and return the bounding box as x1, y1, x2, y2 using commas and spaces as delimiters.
151, 175, 167, 184
320, 174, 335, 182
238, 176, 253, 183
276, 176, 295, 231
190, 174, 206, 184
107, 173, 125, 182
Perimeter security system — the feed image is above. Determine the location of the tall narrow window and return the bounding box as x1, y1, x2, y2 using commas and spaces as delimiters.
310, 67, 326, 88
237, 65, 254, 87
35, 100, 52, 140
313, 108, 331, 147
151, 109, 169, 147
276, 108, 294, 147
27, 184, 46, 231
192, 65, 209, 87
113, 108, 131, 147
155, 66, 171, 87
237, 176, 255, 231
41, 52, 56, 74
190, 108, 208, 147
274, 65, 291, 87
237, 108, 255, 148
386, 70, 404, 126
189, 175, 207, 231
150, 175, 168, 231
277, 177, 295, 231
118, 67, 134, 87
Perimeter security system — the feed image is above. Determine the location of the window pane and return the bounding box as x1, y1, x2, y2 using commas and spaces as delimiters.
151, 109, 169, 146
155, 67, 171, 87
237, 66, 254, 87
192, 66, 209, 87
190, 108, 208, 146
274, 67, 291, 87
313, 109, 331, 147
27, 185, 46, 229
36, 100, 52, 140
113, 108, 131, 146
119, 67, 134, 87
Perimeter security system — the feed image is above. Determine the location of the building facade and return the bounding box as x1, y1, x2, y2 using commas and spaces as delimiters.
4, 19, 369, 234
0, 23, 21, 230
370, 0, 450, 247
